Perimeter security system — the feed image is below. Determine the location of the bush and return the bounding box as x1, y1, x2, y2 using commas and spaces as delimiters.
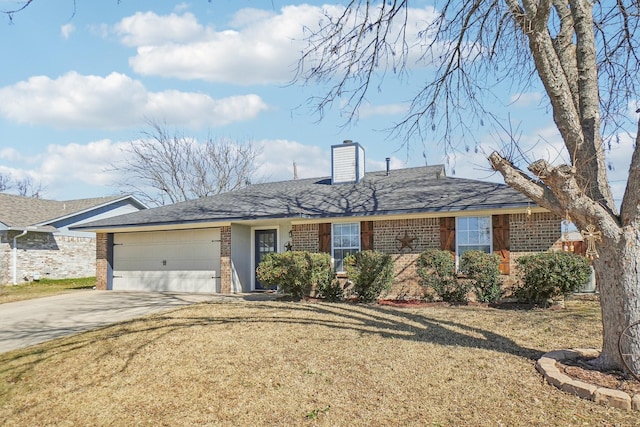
515, 251, 592, 305
316, 278, 344, 302
460, 250, 502, 303
344, 250, 394, 303
416, 249, 469, 303
256, 251, 334, 299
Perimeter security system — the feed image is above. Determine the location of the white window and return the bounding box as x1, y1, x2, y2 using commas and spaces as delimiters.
332, 223, 360, 272
456, 216, 492, 259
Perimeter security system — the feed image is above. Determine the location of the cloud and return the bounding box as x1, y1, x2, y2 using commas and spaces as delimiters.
0, 137, 342, 200
0, 71, 268, 129
441, 145, 501, 181
115, 4, 439, 85
256, 139, 330, 181
0, 139, 129, 199
115, 11, 208, 47
3, 138, 330, 200
0, 147, 22, 162
445, 122, 633, 208
359, 103, 409, 119
39, 140, 129, 188
118, 6, 316, 85
60, 23, 75, 39
256, 140, 414, 182
173, 3, 189, 13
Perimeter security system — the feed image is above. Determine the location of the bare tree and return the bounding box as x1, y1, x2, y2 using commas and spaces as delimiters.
0, 172, 43, 198
0, 173, 11, 192
112, 121, 262, 206
1, 0, 35, 22
297, 1, 640, 372
14, 177, 43, 198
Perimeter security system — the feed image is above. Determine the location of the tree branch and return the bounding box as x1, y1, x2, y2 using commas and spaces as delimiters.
551, 0, 579, 112
491, 150, 619, 236
488, 151, 563, 213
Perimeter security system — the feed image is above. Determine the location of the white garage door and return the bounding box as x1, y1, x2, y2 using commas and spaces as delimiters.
112, 229, 221, 293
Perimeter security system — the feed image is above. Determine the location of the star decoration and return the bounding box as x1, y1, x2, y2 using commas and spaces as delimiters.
285, 241, 293, 252
396, 232, 416, 251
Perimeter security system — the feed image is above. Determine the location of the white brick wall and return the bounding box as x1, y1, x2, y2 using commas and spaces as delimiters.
0, 231, 95, 284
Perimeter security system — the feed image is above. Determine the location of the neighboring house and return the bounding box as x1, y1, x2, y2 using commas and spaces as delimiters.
74, 141, 564, 296
0, 193, 147, 284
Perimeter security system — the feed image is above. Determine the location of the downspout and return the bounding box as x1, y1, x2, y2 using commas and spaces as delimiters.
12, 230, 28, 285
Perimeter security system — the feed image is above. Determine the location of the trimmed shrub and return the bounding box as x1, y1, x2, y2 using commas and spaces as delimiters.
460, 250, 502, 303
256, 251, 334, 299
515, 251, 592, 305
416, 249, 469, 303
344, 250, 394, 303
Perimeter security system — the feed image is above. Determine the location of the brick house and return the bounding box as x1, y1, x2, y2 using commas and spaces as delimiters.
74, 142, 563, 296
0, 193, 146, 284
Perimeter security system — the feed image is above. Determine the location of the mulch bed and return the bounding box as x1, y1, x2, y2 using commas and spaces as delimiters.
558, 357, 640, 396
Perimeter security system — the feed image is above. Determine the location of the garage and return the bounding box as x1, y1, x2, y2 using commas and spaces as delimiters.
112, 228, 221, 292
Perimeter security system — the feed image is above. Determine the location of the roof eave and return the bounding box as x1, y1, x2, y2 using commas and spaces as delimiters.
71, 202, 542, 232
36, 195, 149, 227
7, 225, 58, 233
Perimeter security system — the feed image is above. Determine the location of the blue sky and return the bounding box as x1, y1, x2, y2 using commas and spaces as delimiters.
0, 1, 633, 204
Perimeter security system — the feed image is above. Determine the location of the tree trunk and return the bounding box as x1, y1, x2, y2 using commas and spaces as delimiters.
595, 229, 640, 370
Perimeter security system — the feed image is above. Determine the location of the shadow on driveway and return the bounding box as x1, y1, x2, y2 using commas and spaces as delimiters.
0, 290, 275, 353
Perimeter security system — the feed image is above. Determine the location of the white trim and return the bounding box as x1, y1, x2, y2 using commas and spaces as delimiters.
331, 222, 360, 273
455, 216, 493, 268
251, 225, 280, 291
82, 221, 233, 234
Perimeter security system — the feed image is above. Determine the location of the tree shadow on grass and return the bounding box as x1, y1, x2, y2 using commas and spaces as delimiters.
0, 299, 545, 408
252, 302, 545, 361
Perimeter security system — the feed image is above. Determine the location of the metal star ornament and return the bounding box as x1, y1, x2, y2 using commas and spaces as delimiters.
396, 232, 416, 251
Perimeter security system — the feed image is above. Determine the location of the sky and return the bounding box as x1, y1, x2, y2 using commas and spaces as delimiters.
0, 0, 634, 205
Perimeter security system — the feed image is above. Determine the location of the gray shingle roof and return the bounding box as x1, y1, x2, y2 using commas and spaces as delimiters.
73, 165, 534, 231
0, 193, 133, 229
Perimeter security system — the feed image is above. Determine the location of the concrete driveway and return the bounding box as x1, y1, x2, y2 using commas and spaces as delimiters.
0, 290, 273, 354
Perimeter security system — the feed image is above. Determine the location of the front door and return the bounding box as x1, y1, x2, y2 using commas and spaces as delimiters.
255, 229, 277, 290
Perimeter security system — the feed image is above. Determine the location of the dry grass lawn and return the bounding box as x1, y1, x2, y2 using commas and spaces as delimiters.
0, 277, 95, 304
0, 298, 637, 426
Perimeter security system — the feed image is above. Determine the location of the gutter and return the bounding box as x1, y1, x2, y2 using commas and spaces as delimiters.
9, 225, 57, 285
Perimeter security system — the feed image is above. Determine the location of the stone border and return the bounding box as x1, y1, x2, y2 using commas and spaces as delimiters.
536, 349, 640, 411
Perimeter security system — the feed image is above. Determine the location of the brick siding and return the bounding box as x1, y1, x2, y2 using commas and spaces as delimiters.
509, 212, 563, 283
372, 218, 440, 253
220, 226, 232, 293
291, 213, 562, 299
510, 212, 562, 252
95, 233, 109, 290
1, 230, 96, 285
373, 218, 440, 298
291, 224, 320, 252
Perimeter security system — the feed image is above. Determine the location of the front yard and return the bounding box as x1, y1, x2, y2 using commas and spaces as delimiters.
0, 298, 636, 426
0, 277, 94, 304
